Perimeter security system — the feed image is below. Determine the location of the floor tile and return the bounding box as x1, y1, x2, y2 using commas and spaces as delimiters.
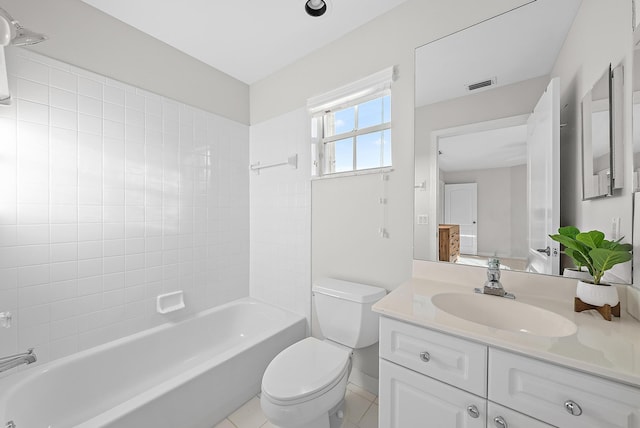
344, 389, 373, 425
228, 396, 267, 428
347, 383, 377, 402
359, 403, 379, 428
260, 421, 279, 428
213, 419, 235, 428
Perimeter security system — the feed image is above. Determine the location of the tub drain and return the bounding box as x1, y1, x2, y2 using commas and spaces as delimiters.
5, 421, 15, 428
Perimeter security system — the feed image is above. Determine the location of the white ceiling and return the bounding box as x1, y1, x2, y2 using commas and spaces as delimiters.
80, 0, 408, 84
415, 0, 582, 107
439, 125, 528, 173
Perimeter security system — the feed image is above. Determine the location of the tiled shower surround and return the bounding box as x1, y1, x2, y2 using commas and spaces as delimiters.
0, 49, 249, 367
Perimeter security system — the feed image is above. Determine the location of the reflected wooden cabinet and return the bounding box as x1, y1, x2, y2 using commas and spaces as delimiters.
439, 224, 460, 262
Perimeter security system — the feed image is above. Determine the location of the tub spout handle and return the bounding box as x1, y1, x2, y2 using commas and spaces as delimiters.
0, 312, 11, 328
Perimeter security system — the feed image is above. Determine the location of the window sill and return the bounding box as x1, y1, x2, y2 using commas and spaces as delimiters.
312, 166, 394, 181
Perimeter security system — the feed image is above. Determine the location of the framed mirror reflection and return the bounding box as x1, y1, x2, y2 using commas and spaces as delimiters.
414, 0, 632, 283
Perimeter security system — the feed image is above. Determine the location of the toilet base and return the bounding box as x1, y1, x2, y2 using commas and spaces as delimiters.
292, 398, 345, 428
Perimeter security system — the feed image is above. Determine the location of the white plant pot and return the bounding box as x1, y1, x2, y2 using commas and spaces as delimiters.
562, 268, 593, 281
576, 280, 619, 307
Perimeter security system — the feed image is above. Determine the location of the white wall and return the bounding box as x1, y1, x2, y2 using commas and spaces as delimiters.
552, 0, 634, 282
0, 49, 249, 369
0, 0, 249, 124
249, 108, 311, 322
443, 165, 527, 259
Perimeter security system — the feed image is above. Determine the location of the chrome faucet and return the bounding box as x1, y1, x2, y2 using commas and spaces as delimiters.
0, 348, 36, 373
474, 258, 515, 299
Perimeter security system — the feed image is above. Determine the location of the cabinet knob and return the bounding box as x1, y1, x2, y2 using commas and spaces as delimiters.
419, 351, 430, 362
466, 405, 480, 418
494, 416, 508, 428
564, 400, 582, 416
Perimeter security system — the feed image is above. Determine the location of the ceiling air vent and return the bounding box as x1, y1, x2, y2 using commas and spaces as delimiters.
466, 77, 497, 92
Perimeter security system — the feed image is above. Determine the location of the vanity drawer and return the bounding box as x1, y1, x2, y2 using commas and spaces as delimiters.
489, 349, 640, 428
380, 317, 487, 396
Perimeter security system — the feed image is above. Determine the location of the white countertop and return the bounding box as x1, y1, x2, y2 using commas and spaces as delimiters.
373, 276, 640, 388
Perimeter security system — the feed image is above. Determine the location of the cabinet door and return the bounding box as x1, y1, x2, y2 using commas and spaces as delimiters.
487, 402, 555, 428
489, 349, 640, 428
379, 359, 486, 428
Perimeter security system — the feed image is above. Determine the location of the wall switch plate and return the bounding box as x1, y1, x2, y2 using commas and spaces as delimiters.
612, 217, 621, 239
417, 215, 428, 225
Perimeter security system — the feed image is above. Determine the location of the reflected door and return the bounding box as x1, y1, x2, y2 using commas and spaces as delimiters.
527, 78, 560, 275
444, 183, 477, 255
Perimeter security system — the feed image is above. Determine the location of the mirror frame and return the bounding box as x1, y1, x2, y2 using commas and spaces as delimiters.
581, 65, 613, 200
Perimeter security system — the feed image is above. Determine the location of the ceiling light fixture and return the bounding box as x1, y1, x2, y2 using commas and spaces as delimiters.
305, 0, 327, 17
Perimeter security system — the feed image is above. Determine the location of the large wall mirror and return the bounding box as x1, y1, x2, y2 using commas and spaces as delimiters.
414, 0, 632, 281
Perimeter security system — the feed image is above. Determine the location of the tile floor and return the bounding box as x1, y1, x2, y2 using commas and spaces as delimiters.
214, 383, 378, 428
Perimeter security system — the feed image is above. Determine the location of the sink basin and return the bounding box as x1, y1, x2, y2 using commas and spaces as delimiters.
431, 293, 577, 337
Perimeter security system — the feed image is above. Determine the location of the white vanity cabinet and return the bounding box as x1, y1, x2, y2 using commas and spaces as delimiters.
378, 316, 640, 428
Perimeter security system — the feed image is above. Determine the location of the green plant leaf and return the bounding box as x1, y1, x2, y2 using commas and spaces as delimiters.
564, 248, 590, 269
576, 231, 605, 249
550, 234, 589, 253
558, 226, 580, 238
590, 248, 632, 273
613, 242, 633, 252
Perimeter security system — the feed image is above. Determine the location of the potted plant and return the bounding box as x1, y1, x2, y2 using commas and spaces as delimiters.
549, 226, 632, 307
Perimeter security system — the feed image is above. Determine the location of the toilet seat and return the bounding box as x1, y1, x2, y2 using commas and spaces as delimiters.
261, 337, 350, 405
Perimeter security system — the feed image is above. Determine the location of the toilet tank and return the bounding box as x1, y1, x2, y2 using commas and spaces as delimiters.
313, 278, 387, 349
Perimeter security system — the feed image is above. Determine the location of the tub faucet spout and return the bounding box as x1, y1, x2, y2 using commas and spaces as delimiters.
0, 348, 36, 373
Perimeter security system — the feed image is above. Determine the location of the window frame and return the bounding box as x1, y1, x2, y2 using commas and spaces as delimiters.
312, 90, 392, 177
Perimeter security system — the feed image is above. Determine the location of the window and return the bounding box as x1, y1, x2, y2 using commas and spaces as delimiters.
308, 67, 395, 177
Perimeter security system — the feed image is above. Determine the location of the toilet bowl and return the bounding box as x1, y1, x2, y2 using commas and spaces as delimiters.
261, 337, 350, 428
261, 278, 386, 428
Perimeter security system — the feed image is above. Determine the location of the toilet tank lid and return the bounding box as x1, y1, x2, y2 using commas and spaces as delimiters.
312, 278, 387, 303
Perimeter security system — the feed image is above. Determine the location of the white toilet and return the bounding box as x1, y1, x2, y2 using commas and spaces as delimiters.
261, 278, 386, 428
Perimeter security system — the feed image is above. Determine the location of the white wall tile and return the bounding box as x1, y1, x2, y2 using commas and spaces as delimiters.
50, 88, 77, 111
17, 264, 50, 287
249, 108, 311, 322
0, 49, 249, 368
17, 100, 48, 125
50, 68, 77, 93
50, 107, 77, 130
78, 95, 102, 117
10, 56, 49, 85
17, 79, 48, 104
49, 281, 77, 304
104, 85, 125, 106
51, 242, 78, 263
104, 102, 124, 123
77, 77, 102, 100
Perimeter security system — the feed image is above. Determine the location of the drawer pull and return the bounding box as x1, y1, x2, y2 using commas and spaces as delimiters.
419, 351, 430, 362
564, 400, 582, 416
466, 405, 480, 418
494, 416, 508, 428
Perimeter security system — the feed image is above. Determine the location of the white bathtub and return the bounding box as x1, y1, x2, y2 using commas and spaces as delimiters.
0, 298, 306, 428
